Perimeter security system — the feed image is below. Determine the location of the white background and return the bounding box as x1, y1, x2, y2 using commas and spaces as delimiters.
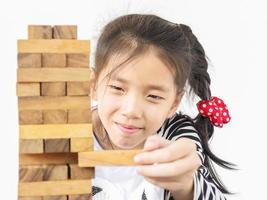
0, 0, 266, 199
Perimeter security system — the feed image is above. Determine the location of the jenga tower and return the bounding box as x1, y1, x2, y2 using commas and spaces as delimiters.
17, 25, 94, 200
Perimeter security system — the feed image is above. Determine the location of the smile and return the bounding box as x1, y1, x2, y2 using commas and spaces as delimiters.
115, 122, 143, 134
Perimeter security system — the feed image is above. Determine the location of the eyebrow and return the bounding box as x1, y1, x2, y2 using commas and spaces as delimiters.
110, 76, 170, 93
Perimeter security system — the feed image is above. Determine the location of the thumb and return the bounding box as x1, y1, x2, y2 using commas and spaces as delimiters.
143, 134, 171, 151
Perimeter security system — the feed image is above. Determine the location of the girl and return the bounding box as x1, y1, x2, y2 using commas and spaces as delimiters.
90, 14, 233, 200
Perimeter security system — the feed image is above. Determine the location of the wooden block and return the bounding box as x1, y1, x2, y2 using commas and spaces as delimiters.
67, 54, 89, 68
19, 110, 43, 125
19, 139, 43, 154
17, 68, 90, 82
18, 40, 90, 53
68, 194, 92, 200
17, 83, 40, 97
18, 180, 92, 196
71, 138, 93, 152
18, 96, 91, 111
78, 150, 142, 167
28, 25, 52, 39
19, 197, 42, 200
42, 53, 66, 68
43, 165, 68, 180
68, 109, 92, 123
67, 82, 90, 96
53, 25, 77, 39
19, 153, 77, 165
18, 53, 41, 68
41, 82, 66, 96
69, 164, 94, 180
20, 124, 92, 139
19, 165, 44, 182
43, 196, 67, 200
44, 139, 70, 153
43, 110, 67, 124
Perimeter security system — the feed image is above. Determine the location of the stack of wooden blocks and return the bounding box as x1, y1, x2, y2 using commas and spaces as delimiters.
17, 25, 93, 200
17, 25, 141, 200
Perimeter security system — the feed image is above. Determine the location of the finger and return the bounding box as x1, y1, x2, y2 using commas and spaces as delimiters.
137, 152, 201, 178
134, 138, 196, 164
143, 135, 171, 151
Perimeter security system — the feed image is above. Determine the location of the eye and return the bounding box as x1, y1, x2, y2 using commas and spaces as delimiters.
148, 94, 164, 100
108, 85, 124, 92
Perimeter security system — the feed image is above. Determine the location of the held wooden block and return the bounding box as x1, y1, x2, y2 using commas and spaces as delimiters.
42, 53, 66, 68
19, 139, 44, 154
19, 165, 44, 182
43, 110, 67, 124
68, 194, 92, 200
18, 53, 42, 68
28, 25, 52, 39
44, 139, 70, 153
67, 82, 90, 96
20, 124, 92, 139
43, 196, 67, 200
19, 153, 77, 165
19, 196, 42, 200
78, 150, 142, 167
19, 110, 43, 125
43, 165, 68, 180
17, 68, 91, 82
17, 83, 40, 97
70, 138, 93, 152
67, 54, 89, 68
18, 40, 90, 54
41, 82, 66, 96
69, 164, 94, 180
18, 96, 91, 111
53, 25, 77, 39
18, 180, 92, 196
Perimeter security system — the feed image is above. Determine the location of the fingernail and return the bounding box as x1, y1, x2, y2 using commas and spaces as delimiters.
134, 155, 141, 162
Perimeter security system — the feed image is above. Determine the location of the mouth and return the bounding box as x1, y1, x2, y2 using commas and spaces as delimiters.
115, 122, 143, 134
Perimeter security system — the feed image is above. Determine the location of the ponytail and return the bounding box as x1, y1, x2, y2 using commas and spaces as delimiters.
179, 24, 236, 194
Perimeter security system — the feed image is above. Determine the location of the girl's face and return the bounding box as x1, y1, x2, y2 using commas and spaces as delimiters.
92, 50, 183, 150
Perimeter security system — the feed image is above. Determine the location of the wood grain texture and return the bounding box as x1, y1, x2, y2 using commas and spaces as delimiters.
43, 196, 67, 200
68, 109, 91, 123
68, 194, 92, 200
19, 124, 92, 139
19, 196, 42, 200
78, 150, 142, 167
67, 53, 89, 68
69, 164, 94, 180
17, 83, 40, 97
43, 110, 67, 124
67, 82, 90, 96
70, 138, 93, 152
41, 82, 66, 96
44, 139, 70, 153
17, 68, 90, 82
19, 165, 44, 182
53, 25, 77, 39
28, 25, 52, 39
18, 96, 91, 111
18, 40, 90, 53
18, 53, 42, 68
42, 53, 66, 68
19, 110, 43, 125
19, 153, 77, 165
19, 139, 44, 154
18, 180, 92, 196
43, 165, 68, 180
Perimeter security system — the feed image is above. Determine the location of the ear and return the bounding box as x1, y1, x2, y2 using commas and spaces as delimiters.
89, 68, 97, 101
166, 92, 184, 119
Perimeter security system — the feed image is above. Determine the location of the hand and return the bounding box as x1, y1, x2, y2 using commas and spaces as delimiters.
134, 135, 201, 200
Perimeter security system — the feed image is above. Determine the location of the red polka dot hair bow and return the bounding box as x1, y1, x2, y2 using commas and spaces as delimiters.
197, 96, 231, 128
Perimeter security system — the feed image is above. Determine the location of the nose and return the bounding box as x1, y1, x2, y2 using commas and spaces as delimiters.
121, 93, 142, 119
